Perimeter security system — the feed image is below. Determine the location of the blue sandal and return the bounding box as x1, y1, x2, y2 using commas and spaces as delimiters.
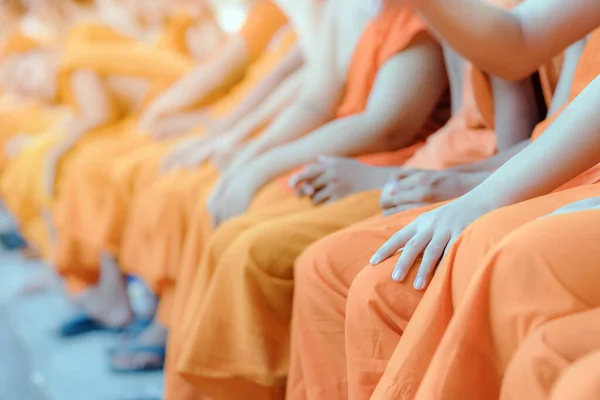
59, 313, 151, 338
109, 343, 166, 373
58, 313, 120, 337
0, 231, 27, 251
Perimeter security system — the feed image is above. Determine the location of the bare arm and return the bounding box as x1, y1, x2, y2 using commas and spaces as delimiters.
211, 43, 303, 133
547, 37, 588, 115
220, 68, 304, 145
464, 75, 600, 211
450, 73, 540, 173
412, 0, 600, 80
140, 35, 249, 126
450, 34, 588, 174
244, 36, 448, 186
59, 69, 113, 150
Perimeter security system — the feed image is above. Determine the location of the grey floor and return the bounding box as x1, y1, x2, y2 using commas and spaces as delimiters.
0, 250, 164, 400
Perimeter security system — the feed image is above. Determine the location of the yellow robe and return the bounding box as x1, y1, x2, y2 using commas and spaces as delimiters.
52, 1, 290, 292
0, 22, 193, 258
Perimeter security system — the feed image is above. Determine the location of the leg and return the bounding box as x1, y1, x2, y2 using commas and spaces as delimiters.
165, 193, 311, 400
371, 184, 600, 400
177, 192, 382, 399
551, 349, 600, 400
286, 202, 442, 400
502, 308, 600, 400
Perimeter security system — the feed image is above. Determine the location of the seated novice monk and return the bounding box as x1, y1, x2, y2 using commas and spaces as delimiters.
366, 29, 600, 400
160, 4, 536, 400
284, 5, 586, 400
50, 0, 294, 334
0, 10, 196, 261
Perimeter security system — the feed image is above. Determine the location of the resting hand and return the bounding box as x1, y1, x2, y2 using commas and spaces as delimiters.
370, 197, 491, 290
219, 140, 264, 175
138, 98, 171, 135
207, 163, 265, 227
380, 169, 488, 216
289, 157, 391, 205
160, 136, 215, 172
4, 133, 33, 158
149, 113, 202, 141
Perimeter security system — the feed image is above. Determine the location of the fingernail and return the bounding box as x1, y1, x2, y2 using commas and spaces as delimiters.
392, 269, 402, 281
414, 277, 425, 290
370, 254, 381, 265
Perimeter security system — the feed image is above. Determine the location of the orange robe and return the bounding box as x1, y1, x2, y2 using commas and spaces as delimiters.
286, 8, 574, 400
502, 308, 600, 400
369, 30, 600, 400
52, 1, 289, 292
0, 23, 192, 259
157, 7, 495, 400
284, 27, 600, 400
0, 31, 67, 170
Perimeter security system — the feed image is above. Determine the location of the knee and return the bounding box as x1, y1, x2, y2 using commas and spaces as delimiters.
230, 221, 298, 280
485, 218, 566, 303
550, 352, 600, 400
347, 262, 421, 330
293, 236, 351, 313
502, 329, 561, 400
209, 216, 263, 263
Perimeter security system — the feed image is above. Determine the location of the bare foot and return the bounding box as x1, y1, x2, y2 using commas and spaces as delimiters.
110, 321, 168, 371
290, 157, 397, 205
73, 253, 133, 328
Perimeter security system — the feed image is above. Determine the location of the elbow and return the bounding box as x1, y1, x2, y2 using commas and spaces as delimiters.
84, 110, 112, 129
488, 62, 537, 82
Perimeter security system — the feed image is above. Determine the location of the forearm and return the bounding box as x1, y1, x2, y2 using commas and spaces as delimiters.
252, 99, 331, 153
225, 70, 303, 144
463, 76, 600, 211
57, 114, 108, 150
154, 37, 248, 114
414, 0, 598, 80
547, 37, 588, 115
450, 140, 529, 173
216, 46, 303, 130
251, 114, 395, 182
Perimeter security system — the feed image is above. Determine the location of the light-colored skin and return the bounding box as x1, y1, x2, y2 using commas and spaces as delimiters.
289, 41, 541, 207
372, 74, 600, 290
207, 0, 448, 227
370, 5, 600, 289
161, 58, 304, 172
137, 1, 262, 137
395, 0, 600, 81
546, 196, 600, 217
378, 36, 587, 215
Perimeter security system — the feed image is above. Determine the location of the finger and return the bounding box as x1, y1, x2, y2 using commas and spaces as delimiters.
412, 232, 451, 290
311, 185, 336, 205
442, 233, 460, 259
308, 168, 336, 192
388, 168, 419, 181
289, 164, 325, 188
298, 183, 314, 196
392, 173, 422, 191
389, 187, 429, 207
370, 225, 417, 265
391, 230, 433, 282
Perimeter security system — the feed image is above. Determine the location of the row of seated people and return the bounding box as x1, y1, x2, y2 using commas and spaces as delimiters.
0, 0, 598, 398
